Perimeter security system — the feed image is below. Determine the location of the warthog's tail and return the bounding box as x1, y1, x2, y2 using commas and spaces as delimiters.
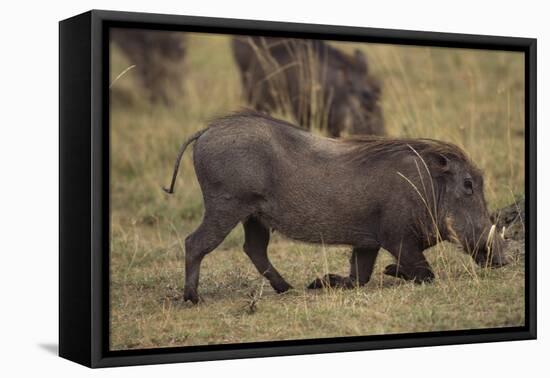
162, 129, 208, 194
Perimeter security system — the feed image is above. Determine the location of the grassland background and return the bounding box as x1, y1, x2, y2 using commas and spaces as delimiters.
109, 33, 525, 350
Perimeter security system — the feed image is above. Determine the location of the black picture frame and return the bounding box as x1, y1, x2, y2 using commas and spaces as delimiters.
59, 9, 537, 368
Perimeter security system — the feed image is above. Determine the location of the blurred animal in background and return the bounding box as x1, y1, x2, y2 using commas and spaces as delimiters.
490, 195, 526, 258
110, 28, 187, 105
491, 196, 525, 242
231, 37, 384, 137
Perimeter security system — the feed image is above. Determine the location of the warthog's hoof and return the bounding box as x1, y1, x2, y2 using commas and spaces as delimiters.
183, 287, 200, 304
307, 274, 354, 289
273, 282, 293, 294
384, 264, 435, 284
383, 264, 402, 278
416, 269, 435, 283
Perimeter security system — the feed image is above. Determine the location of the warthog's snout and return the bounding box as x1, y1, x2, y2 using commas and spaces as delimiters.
475, 249, 509, 268
473, 225, 510, 268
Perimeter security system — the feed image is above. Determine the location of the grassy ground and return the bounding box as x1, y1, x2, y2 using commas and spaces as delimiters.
109, 33, 525, 350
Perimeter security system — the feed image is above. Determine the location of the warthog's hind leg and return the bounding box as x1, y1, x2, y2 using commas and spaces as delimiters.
184, 211, 241, 304
243, 217, 292, 293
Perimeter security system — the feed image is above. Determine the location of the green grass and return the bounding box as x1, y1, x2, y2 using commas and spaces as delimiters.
109, 33, 525, 350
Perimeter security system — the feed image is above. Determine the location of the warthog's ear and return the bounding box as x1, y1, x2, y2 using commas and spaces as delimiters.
428, 153, 451, 177
354, 49, 368, 74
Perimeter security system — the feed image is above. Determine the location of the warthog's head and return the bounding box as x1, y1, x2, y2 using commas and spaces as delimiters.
434, 152, 509, 268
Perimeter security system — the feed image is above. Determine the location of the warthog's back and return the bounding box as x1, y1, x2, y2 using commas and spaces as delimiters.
192, 112, 381, 245
194, 112, 347, 193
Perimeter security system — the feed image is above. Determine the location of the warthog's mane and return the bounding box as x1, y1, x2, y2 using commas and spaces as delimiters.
341, 135, 477, 170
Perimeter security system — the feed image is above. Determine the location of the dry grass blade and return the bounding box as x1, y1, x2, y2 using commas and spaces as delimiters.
110, 64, 136, 89
244, 280, 265, 314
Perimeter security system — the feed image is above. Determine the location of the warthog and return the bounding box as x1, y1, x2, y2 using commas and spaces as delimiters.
111, 28, 187, 104
164, 112, 508, 304
232, 37, 384, 137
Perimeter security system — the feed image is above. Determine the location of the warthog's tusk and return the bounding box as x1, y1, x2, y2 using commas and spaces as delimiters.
501, 226, 506, 239
486, 224, 496, 250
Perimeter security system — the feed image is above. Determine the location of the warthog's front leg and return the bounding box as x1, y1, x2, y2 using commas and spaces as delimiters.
383, 262, 435, 283
383, 254, 435, 284
307, 273, 354, 289
308, 247, 380, 289
381, 236, 435, 284
349, 246, 380, 285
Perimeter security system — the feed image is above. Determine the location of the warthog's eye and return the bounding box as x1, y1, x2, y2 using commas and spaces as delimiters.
463, 179, 474, 195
